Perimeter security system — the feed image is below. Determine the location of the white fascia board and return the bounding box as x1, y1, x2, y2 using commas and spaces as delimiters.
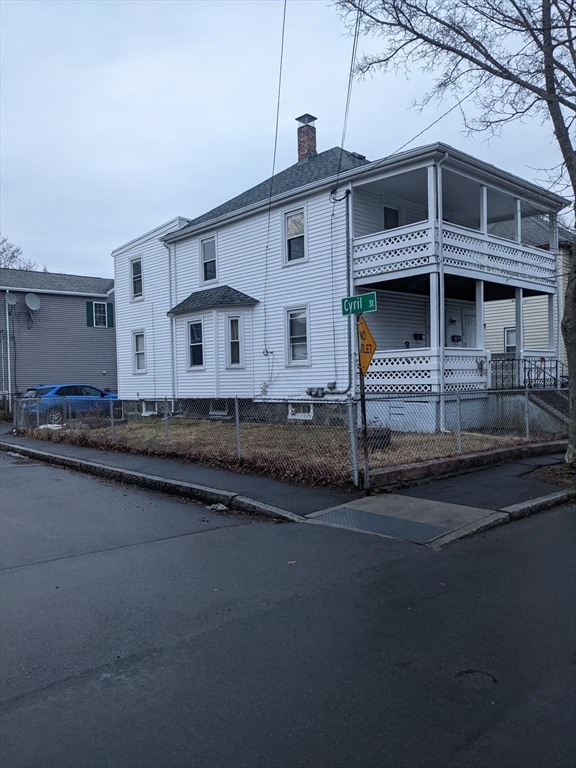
1, 287, 110, 298
111, 217, 191, 257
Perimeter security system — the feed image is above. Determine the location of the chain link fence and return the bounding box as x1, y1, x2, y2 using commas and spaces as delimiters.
13, 389, 568, 489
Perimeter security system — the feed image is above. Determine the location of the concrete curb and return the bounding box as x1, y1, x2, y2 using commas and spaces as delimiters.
427, 512, 510, 550
369, 440, 567, 490
0, 442, 305, 524
500, 488, 576, 520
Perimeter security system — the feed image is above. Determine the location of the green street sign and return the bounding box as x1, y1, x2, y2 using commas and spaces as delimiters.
341, 292, 377, 316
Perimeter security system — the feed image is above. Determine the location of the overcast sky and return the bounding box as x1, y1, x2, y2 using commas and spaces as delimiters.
1, 0, 562, 278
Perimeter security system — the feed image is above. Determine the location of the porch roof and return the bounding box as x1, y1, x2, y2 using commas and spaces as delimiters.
168, 285, 258, 316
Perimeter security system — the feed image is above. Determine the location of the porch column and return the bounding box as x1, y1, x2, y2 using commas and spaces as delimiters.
514, 198, 522, 243
515, 287, 524, 385
480, 186, 488, 234
427, 165, 436, 223
429, 273, 440, 349
548, 294, 556, 352
475, 280, 485, 348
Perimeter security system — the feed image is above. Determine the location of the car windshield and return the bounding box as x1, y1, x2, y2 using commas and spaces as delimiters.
24, 387, 53, 398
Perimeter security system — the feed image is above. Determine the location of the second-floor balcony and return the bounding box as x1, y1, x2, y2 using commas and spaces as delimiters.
351, 160, 559, 290
353, 221, 556, 289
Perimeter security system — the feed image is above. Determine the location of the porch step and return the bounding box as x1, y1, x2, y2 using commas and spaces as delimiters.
530, 390, 569, 426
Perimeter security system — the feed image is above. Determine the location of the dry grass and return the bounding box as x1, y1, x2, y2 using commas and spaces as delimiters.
24, 415, 550, 489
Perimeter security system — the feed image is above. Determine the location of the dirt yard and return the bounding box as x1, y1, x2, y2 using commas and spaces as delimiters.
25, 416, 539, 488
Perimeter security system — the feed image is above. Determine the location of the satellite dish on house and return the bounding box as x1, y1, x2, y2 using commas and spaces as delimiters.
25, 293, 41, 311
5, 293, 17, 306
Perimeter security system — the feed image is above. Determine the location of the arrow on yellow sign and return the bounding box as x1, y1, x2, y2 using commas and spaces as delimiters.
357, 315, 377, 376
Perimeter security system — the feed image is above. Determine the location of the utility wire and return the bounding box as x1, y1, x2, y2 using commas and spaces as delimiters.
262, 0, 287, 356
331, 3, 362, 200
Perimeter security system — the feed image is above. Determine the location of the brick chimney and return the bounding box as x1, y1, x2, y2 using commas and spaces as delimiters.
296, 114, 317, 162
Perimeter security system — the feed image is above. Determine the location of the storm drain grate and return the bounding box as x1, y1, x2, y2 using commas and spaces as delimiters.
313, 507, 448, 543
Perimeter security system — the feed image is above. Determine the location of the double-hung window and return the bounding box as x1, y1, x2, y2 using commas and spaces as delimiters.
93, 302, 107, 327
86, 301, 114, 327
286, 307, 309, 364
201, 238, 217, 282
285, 209, 305, 263
189, 320, 204, 367
133, 332, 146, 372
227, 316, 243, 367
131, 258, 143, 299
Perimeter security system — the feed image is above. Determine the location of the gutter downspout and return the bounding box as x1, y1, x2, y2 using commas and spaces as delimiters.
437, 152, 449, 431
328, 186, 354, 396
5, 299, 12, 412
163, 241, 177, 402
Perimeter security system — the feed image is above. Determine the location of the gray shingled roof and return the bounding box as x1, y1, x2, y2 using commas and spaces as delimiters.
165, 147, 369, 238
168, 285, 258, 316
0, 268, 113, 295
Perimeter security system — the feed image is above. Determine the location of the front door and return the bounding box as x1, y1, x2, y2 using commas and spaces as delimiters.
463, 313, 476, 348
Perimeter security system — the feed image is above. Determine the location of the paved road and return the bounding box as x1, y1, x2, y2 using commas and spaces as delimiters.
1, 451, 574, 768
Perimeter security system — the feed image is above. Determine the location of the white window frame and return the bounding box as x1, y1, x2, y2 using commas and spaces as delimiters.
283, 206, 307, 265
187, 318, 205, 369
285, 305, 310, 366
225, 314, 244, 368
93, 301, 108, 328
505, 327, 516, 354
200, 236, 217, 284
132, 330, 146, 374
130, 257, 143, 301
288, 402, 313, 421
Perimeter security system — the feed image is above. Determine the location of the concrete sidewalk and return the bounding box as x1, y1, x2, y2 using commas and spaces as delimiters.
1, 425, 574, 547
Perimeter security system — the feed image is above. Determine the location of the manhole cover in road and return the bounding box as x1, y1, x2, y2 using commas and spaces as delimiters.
456, 670, 497, 689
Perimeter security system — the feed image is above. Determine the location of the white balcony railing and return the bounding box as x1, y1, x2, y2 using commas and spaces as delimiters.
353, 222, 435, 280
364, 348, 490, 394
442, 224, 556, 287
353, 222, 556, 287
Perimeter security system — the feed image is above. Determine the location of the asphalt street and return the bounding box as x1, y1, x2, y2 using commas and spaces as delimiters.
1, 450, 575, 768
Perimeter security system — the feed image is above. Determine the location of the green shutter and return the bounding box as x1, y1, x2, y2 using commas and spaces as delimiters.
106, 302, 114, 328
86, 302, 94, 327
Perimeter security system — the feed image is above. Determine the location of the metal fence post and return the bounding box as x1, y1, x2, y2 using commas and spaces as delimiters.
109, 398, 115, 441
525, 388, 530, 441
164, 398, 169, 448
456, 391, 462, 454
234, 396, 241, 459
347, 395, 360, 488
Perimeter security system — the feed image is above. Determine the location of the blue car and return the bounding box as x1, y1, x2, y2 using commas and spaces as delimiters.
21, 383, 118, 425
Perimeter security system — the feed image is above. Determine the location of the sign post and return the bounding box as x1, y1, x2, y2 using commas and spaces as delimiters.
356, 315, 377, 493
341, 293, 378, 493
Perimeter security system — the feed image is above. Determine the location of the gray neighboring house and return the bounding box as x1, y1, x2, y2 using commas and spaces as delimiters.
1, 268, 117, 400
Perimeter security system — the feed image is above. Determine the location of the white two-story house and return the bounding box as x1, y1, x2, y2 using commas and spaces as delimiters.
112, 115, 568, 423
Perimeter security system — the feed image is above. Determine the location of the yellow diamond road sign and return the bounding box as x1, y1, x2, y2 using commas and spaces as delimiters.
358, 315, 377, 376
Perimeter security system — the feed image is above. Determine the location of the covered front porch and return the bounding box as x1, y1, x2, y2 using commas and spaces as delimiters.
349, 146, 561, 395
357, 273, 557, 394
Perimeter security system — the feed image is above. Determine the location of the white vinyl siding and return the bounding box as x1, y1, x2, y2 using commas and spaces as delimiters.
113, 218, 188, 399
484, 295, 553, 353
